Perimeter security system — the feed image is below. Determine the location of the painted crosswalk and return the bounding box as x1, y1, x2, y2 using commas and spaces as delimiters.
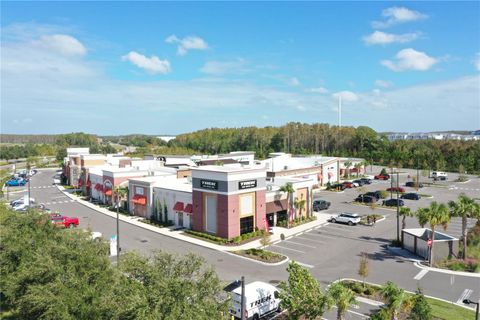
456, 289, 473, 305
31, 186, 56, 189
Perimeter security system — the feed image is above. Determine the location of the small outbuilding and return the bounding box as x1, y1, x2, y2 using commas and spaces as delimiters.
402, 228, 459, 263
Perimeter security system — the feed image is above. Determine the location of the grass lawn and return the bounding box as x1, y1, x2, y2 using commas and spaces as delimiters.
426, 297, 476, 320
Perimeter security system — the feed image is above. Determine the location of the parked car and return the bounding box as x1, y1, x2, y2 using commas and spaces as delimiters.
342, 181, 354, 188
10, 197, 35, 207
433, 176, 447, 181
405, 181, 423, 188
5, 178, 26, 187
329, 183, 346, 190
430, 171, 448, 179
359, 178, 372, 184
228, 281, 281, 320
386, 187, 406, 193
354, 195, 376, 204
329, 213, 361, 225
374, 174, 390, 180
383, 199, 405, 207
353, 179, 365, 186
364, 192, 380, 200
50, 214, 79, 228
401, 193, 421, 200
313, 199, 331, 211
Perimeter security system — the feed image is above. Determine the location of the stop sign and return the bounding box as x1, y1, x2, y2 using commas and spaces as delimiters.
427, 239, 433, 247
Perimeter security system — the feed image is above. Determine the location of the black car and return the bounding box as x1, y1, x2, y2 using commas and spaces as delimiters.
329, 183, 346, 191
401, 193, 421, 200
354, 195, 376, 203
353, 179, 365, 186
364, 192, 380, 200
383, 199, 405, 207
405, 181, 423, 188
360, 178, 372, 184
433, 176, 447, 181
313, 199, 331, 211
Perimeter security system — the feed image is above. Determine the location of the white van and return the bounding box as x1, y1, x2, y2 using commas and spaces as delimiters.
430, 171, 448, 180
229, 281, 281, 320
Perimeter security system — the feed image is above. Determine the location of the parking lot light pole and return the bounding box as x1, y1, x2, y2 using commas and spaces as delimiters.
396, 171, 400, 242
463, 299, 479, 320
240, 276, 245, 320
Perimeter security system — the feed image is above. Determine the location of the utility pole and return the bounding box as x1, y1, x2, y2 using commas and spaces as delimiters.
27, 162, 31, 206
416, 158, 420, 192
390, 167, 393, 200
116, 188, 120, 267
240, 276, 246, 320
396, 171, 400, 242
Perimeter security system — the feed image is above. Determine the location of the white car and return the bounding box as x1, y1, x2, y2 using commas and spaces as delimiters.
352, 182, 359, 187
10, 197, 35, 207
330, 213, 361, 226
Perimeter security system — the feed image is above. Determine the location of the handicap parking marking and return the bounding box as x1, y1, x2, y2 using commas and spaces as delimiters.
270, 244, 306, 254
284, 240, 316, 249
456, 289, 473, 305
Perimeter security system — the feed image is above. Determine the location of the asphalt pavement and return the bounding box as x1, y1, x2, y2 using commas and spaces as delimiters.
10, 168, 480, 319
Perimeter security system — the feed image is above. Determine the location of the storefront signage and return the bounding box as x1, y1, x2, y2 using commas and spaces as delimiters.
200, 179, 218, 190
239, 180, 257, 190
135, 186, 144, 195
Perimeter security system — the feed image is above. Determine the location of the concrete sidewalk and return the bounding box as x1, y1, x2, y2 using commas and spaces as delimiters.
57, 185, 331, 252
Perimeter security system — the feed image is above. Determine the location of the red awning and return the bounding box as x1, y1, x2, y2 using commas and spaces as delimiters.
95, 183, 103, 191
104, 189, 112, 196
132, 195, 147, 205
86, 180, 91, 187
173, 201, 184, 211
78, 179, 84, 186
184, 203, 193, 214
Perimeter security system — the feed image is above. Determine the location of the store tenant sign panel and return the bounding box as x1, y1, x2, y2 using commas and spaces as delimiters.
239, 180, 257, 190
200, 179, 218, 190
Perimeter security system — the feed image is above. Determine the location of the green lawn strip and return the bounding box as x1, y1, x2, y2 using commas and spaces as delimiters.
233, 248, 287, 264
350, 201, 396, 211
341, 280, 475, 319
276, 216, 317, 228
359, 214, 384, 225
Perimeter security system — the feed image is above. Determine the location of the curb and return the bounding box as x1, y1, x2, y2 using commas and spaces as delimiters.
413, 261, 480, 278
334, 278, 477, 311
225, 251, 290, 267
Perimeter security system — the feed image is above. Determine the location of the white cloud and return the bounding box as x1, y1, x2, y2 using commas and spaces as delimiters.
200, 59, 248, 75
306, 87, 329, 94
36, 34, 87, 56
372, 7, 428, 29
381, 48, 438, 72
122, 51, 171, 74
475, 53, 480, 71
289, 77, 301, 86
363, 31, 421, 45
375, 80, 393, 88
165, 35, 209, 55
332, 91, 359, 102
296, 105, 306, 111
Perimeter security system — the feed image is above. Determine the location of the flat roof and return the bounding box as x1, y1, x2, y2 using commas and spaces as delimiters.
154, 177, 192, 193
192, 163, 265, 173
129, 174, 176, 184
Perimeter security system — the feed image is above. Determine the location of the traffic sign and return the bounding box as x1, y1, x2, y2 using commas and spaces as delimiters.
427, 239, 432, 247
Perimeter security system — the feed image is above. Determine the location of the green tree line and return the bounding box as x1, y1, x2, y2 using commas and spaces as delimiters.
170, 122, 480, 173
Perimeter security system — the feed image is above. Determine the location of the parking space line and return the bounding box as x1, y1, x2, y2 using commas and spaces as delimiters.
285, 240, 316, 249
270, 244, 306, 254
296, 262, 314, 268
321, 225, 354, 232
413, 269, 429, 280
456, 289, 473, 304
305, 232, 337, 239
295, 236, 325, 244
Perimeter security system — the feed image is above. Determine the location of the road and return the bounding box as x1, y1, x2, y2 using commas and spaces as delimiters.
11, 168, 480, 318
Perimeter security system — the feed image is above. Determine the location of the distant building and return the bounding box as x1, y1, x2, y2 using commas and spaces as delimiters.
471, 130, 480, 136
386, 132, 478, 141
157, 135, 176, 143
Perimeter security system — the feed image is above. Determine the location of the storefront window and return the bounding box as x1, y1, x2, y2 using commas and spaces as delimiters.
240, 216, 254, 235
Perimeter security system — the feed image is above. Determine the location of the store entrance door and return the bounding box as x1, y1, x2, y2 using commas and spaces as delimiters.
240, 216, 254, 235
178, 212, 184, 227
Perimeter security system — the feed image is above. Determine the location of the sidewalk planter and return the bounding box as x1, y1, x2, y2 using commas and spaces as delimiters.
233, 249, 287, 264
402, 228, 459, 263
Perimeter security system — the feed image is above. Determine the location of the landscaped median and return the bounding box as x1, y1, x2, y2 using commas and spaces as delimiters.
340, 279, 476, 320
359, 214, 384, 226
232, 248, 287, 264
276, 215, 317, 228
183, 229, 269, 246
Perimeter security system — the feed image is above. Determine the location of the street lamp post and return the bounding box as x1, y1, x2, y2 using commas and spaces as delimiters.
116, 189, 120, 267
396, 171, 400, 242
240, 276, 246, 320
463, 299, 479, 320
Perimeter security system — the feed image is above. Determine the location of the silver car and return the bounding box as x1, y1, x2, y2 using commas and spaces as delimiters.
330, 213, 361, 226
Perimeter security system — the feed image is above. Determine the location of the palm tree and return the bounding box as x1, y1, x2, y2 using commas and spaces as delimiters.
416, 202, 450, 267
114, 186, 128, 211
448, 194, 480, 260
325, 282, 357, 320
294, 195, 306, 219
344, 160, 352, 179
279, 182, 295, 227
399, 207, 413, 230
380, 281, 407, 320
354, 162, 362, 178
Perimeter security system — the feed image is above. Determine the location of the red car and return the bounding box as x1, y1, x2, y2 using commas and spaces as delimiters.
50, 214, 79, 228
386, 187, 406, 193
342, 181, 354, 188
374, 174, 390, 180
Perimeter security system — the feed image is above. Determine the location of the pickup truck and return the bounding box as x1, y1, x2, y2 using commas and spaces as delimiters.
50, 214, 79, 228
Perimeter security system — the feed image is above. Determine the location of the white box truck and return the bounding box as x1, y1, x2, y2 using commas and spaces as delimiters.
228, 281, 281, 320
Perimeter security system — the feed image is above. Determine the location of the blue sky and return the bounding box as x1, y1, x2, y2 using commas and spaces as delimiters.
1, 1, 479, 135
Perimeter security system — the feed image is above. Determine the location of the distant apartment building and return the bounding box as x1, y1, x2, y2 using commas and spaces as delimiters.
387, 132, 479, 141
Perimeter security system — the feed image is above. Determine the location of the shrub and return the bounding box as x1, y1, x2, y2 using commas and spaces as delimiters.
364, 287, 374, 296
351, 282, 364, 294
